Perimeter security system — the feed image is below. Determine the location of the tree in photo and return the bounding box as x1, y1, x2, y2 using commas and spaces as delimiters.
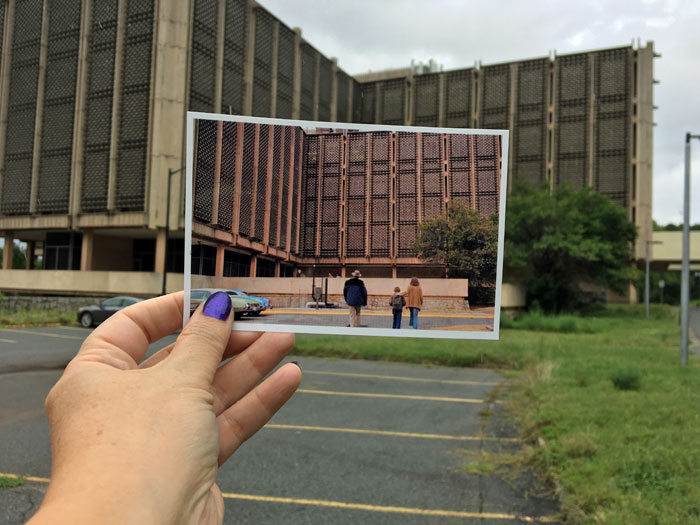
505, 183, 638, 313
414, 202, 498, 289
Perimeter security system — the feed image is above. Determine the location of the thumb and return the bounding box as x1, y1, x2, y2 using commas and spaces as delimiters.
169, 291, 234, 384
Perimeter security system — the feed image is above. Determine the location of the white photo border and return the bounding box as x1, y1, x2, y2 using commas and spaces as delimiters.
183, 112, 509, 341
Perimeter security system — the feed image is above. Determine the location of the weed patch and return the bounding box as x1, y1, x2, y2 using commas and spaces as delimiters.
0, 475, 24, 489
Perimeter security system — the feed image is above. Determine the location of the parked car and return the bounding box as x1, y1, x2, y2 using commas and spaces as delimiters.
229, 289, 272, 311
189, 289, 250, 320
77, 296, 143, 328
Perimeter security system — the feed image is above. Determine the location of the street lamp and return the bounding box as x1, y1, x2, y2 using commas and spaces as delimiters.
645, 239, 662, 319
680, 132, 700, 367
162, 167, 184, 296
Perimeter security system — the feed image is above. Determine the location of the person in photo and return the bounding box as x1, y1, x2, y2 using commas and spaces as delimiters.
390, 286, 406, 329
403, 277, 423, 329
343, 270, 367, 327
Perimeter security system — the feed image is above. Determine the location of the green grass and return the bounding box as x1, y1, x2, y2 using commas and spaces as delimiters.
0, 475, 24, 489
0, 309, 76, 327
293, 303, 700, 524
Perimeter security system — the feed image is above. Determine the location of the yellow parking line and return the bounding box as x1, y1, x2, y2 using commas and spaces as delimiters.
304, 370, 499, 386
0, 328, 84, 340
0, 338, 17, 343
267, 309, 492, 319
265, 424, 519, 442
0, 472, 554, 522
57, 325, 90, 332
297, 389, 488, 404
220, 492, 557, 522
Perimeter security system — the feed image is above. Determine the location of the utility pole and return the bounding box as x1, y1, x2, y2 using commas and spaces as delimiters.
681, 132, 700, 367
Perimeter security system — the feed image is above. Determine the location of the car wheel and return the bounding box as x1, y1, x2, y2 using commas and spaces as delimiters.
234, 312, 243, 320
80, 312, 93, 328
252, 310, 261, 316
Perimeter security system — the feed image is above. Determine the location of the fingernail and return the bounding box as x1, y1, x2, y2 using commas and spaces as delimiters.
202, 291, 232, 321
291, 360, 301, 371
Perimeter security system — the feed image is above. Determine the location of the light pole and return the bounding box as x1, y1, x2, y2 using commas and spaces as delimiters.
680, 132, 700, 367
645, 239, 662, 319
162, 167, 184, 296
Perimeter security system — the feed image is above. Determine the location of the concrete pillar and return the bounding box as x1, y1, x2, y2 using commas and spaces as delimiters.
2, 232, 14, 270
392, 266, 397, 279
340, 267, 346, 278
215, 245, 225, 277
250, 254, 257, 277
26, 240, 35, 270
155, 227, 166, 273
274, 260, 280, 277
80, 231, 94, 271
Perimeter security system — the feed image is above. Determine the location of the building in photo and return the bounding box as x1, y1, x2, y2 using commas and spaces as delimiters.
0, 0, 655, 301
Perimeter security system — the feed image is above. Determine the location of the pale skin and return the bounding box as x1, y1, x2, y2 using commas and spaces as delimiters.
29, 291, 302, 525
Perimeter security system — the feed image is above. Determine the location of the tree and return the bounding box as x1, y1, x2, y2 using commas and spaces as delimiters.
505, 183, 638, 313
414, 202, 498, 286
0, 241, 27, 269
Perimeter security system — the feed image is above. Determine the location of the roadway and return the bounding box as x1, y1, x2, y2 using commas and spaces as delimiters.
0, 325, 557, 524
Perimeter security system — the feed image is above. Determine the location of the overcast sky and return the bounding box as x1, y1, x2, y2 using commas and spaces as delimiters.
260, 0, 700, 225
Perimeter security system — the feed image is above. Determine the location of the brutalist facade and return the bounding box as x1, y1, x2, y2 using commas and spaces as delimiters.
0, 0, 655, 291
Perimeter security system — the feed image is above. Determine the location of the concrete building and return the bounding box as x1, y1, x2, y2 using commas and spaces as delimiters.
0, 0, 656, 298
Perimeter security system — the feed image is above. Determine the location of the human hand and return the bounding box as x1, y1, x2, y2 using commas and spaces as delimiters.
30, 291, 301, 525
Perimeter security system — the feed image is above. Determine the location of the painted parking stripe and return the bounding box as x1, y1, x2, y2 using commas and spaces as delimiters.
297, 389, 491, 404
57, 325, 91, 332
0, 329, 84, 340
0, 473, 555, 522
0, 338, 17, 343
304, 370, 499, 386
265, 424, 519, 442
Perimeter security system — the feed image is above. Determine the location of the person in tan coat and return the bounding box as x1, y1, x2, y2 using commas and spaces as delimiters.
402, 277, 423, 329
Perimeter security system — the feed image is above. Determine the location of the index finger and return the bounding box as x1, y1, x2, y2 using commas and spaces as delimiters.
79, 292, 185, 365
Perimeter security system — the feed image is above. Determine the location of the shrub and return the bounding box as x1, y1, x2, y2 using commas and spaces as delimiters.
611, 368, 641, 391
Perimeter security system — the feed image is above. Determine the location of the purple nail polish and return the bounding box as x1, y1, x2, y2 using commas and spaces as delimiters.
202, 291, 232, 321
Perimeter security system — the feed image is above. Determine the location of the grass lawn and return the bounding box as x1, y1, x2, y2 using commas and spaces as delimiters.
293, 304, 700, 524
0, 309, 76, 327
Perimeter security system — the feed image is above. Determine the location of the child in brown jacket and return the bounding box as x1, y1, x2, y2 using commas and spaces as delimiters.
390, 287, 406, 329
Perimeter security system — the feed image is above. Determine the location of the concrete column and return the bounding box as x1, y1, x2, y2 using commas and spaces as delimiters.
2, 232, 14, 270
80, 230, 94, 271
392, 266, 397, 279
330, 57, 338, 121
340, 266, 346, 278
274, 260, 280, 277
249, 254, 257, 277
26, 240, 35, 270
155, 227, 166, 273
215, 245, 225, 277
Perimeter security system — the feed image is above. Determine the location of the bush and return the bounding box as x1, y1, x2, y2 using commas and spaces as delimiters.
611, 368, 641, 391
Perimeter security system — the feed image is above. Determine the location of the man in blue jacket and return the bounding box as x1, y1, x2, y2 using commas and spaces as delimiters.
343, 270, 367, 327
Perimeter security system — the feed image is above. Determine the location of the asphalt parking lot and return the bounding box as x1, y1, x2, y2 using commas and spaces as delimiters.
0, 326, 557, 524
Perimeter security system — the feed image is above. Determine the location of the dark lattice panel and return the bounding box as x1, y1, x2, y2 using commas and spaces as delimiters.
444, 69, 471, 128
189, 0, 217, 112
595, 48, 630, 206
351, 79, 363, 123
115, 0, 154, 211
319, 134, 341, 256
413, 74, 440, 127
290, 128, 301, 253
379, 79, 404, 125
448, 134, 472, 208
555, 53, 589, 190
0, 0, 5, 91
268, 126, 281, 245
345, 133, 366, 256
217, 122, 237, 230
335, 71, 349, 123
421, 133, 443, 220
279, 126, 291, 248
275, 24, 294, 119
221, 0, 247, 115
1, 0, 43, 215
253, 125, 269, 240
360, 82, 376, 124
317, 55, 332, 121
396, 132, 418, 256
301, 134, 319, 256
474, 135, 500, 216
480, 64, 510, 130
514, 59, 547, 185
37, 0, 82, 214
299, 43, 316, 120
252, 8, 273, 117
81, 0, 118, 212
238, 123, 256, 237
194, 120, 217, 224
370, 132, 390, 256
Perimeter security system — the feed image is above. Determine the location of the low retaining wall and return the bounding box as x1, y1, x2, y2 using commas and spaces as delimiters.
0, 295, 106, 313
